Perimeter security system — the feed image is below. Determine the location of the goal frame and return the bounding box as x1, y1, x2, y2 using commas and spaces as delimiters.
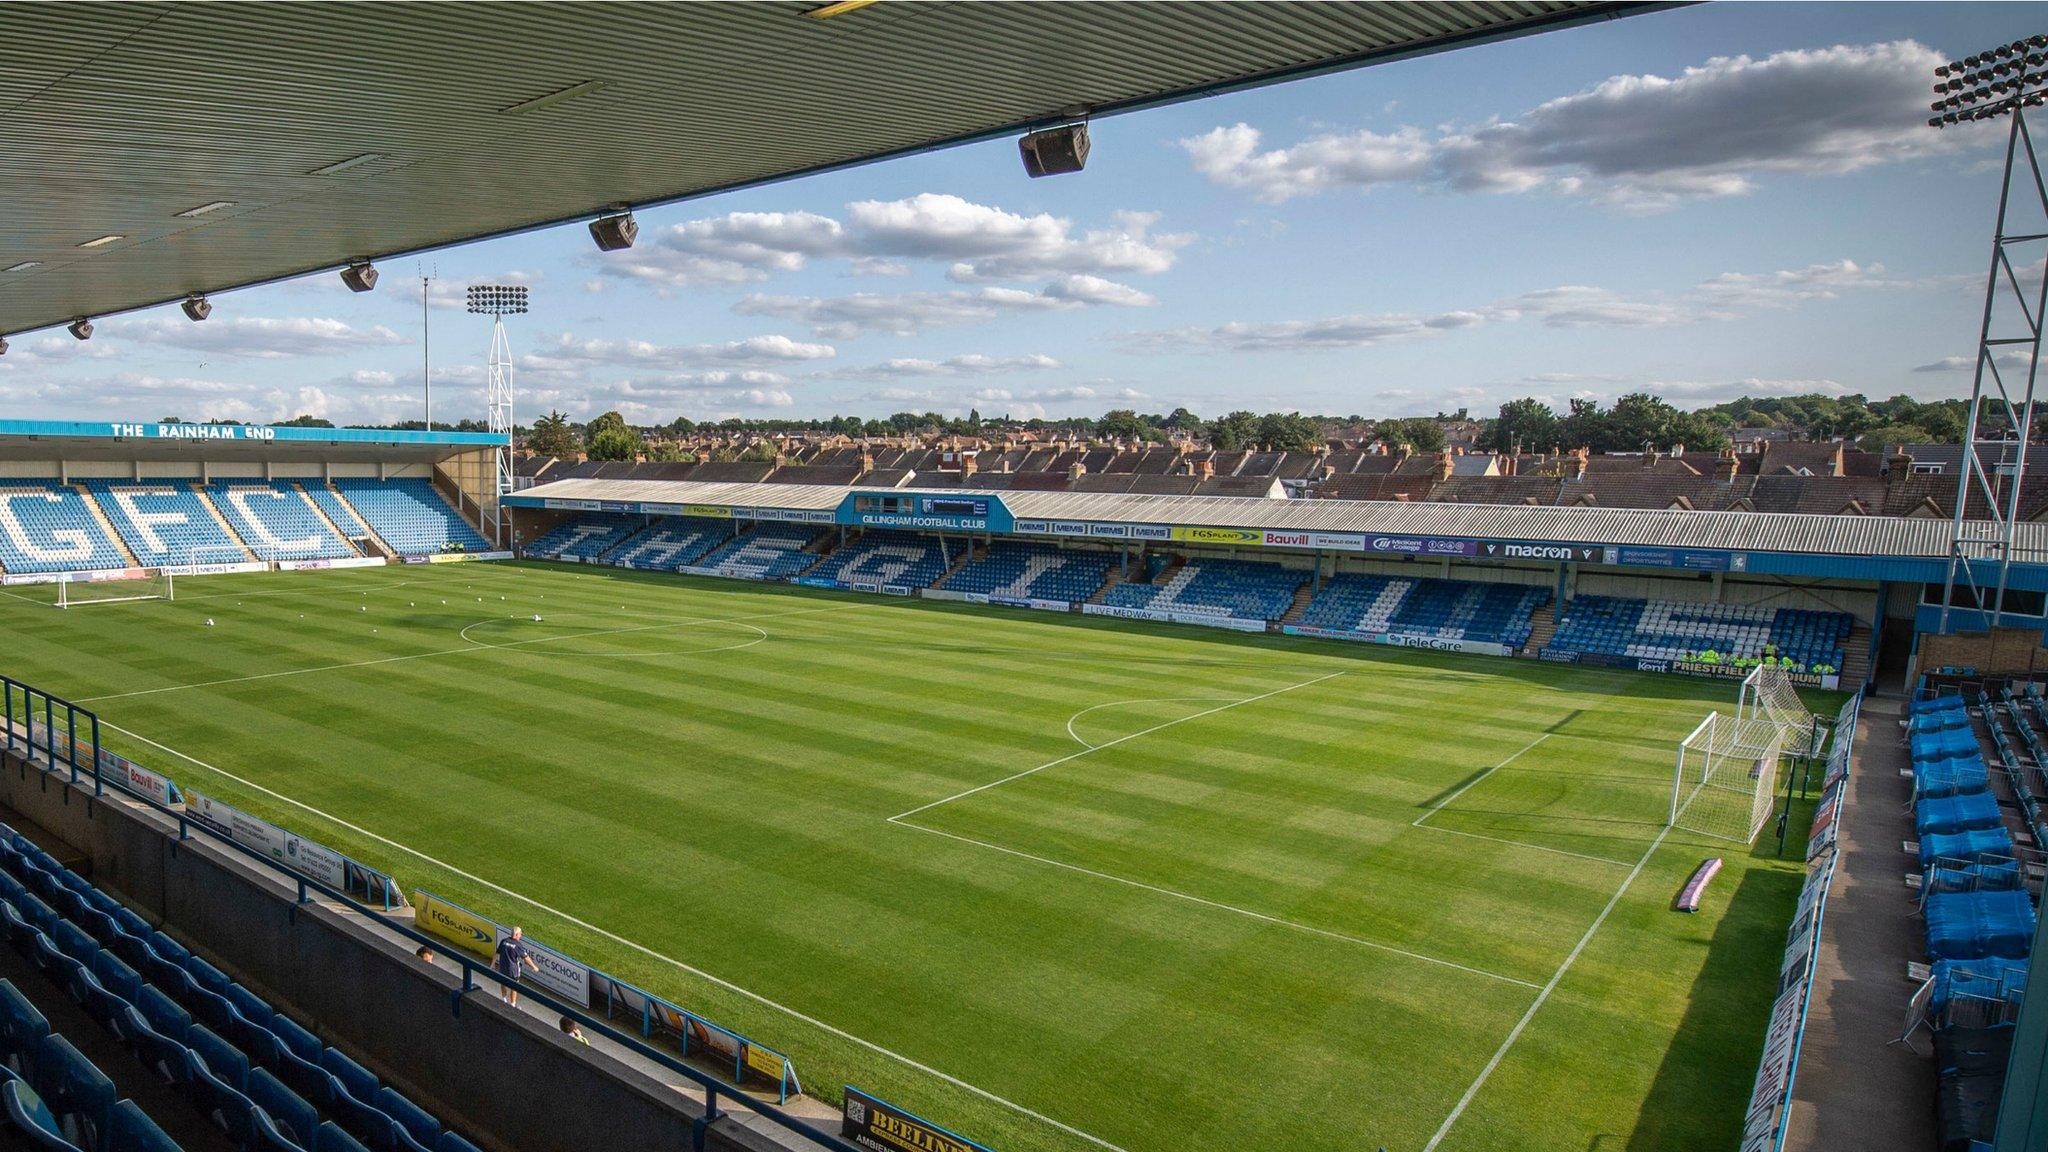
1671, 711, 1786, 843
55, 568, 173, 608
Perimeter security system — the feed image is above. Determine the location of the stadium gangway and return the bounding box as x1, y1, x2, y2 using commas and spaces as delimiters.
0, 674, 865, 1152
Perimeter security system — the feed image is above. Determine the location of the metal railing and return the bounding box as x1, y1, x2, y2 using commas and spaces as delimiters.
0, 674, 858, 1152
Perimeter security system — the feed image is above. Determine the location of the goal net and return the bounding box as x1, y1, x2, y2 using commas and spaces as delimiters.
1672, 712, 1785, 843
1740, 663, 1821, 756
56, 568, 172, 608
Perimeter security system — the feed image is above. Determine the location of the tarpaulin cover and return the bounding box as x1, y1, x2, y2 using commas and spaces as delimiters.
1922, 827, 2018, 868
1935, 1025, 2012, 1152
1930, 956, 2028, 1016
1915, 693, 1968, 716
1917, 791, 2006, 839
1927, 856, 2026, 894
1916, 755, 1992, 801
1913, 708, 1972, 735
1914, 727, 1981, 764
1925, 889, 2038, 962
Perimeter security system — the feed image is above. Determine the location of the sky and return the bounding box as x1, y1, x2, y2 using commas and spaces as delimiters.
5, 2, 2047, 429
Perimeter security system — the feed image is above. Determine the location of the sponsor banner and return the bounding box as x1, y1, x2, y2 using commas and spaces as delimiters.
1012, 520, 1051, 535
681, 504, 733, 519
277, 556, 386, 572
990, 595, 1071, 613
542, 498, 601, 511
795, 577, 842, 590
187, 791, 288, 860
1087, 523, 1129, 538
190, 790, 399, 906
919, 589, 974, 603
880, 584, 914, 597
855, 513, 987, 531
1081, 603, 1267, 632
1052, 521, 1089, 536
598, 501, 637, 513
1740, 983, 1807, 1152
848, 580, 878, 593
414, 891, 496, 960
423, 551, 513, 563
1605, 545, 1745, 572
1260, 530, 1367, 552
281, 833, 347, 890
1280, 625, 1512, 657
745, 506, 834, 523
1670, 660, 1840, 691
1478, 542, 1602, 563
1367, 535, 1480, 557
163, 560, 269, 577
1128, 524, 1172, 541
1171, 525, 1262, 546
22, 720, 183, 805
844, 1087, 995, 1152
493, 925, 590, 1007
1539, 649, 1582, 664
743, 1042, 788, 1083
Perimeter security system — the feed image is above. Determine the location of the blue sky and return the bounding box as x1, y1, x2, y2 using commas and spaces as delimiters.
5, 2, 2045, 428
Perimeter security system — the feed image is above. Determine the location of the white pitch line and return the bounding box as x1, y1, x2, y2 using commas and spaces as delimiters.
1411, 731, 1555, 829
97, 724, 1133, 1152
1061, 696, 1240, 752
891, 819, 1538, 990
75, 600, 877, 703
892, 670, 1350, 822
1411, 824, 1634, 867
1420, 821, 1675, 1152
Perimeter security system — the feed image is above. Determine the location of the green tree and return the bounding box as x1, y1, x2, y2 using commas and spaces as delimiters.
1378, 417, 1446, 453
1256, 411, 1321, 452
527, 410, 578, 458
1098, 408, 1147, 440
1209, 410, 1260, 451
586, 427, 641, 461
1483, 398, 1559, 454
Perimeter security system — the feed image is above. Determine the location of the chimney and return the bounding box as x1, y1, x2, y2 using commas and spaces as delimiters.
961, 453, 978, 477
1889, 450, 1914, 476
1829, 443, 1845, 478
1068, 462, 1086, 481
1568, 447, 1588, 481
1670, 442, 1685, 459
859, 451, 875, 474
1436, 450, 1455, 481
1642, 451, 1658, 471
774, 453, 790, 468
1200, 459, 1216, 481
1715, 450, 1737, 483
694, 449, 711, 464
1319, 463, 1335, 482
1396, 443, 1414, 460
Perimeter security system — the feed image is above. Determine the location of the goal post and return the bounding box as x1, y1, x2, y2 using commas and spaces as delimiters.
1672, 711, 1785, 843
1740, 663, 1818, 753
55, 568, 172, 608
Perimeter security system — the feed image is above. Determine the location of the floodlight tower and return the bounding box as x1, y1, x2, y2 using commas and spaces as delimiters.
466, 284, 527, 506
1933, 36, 2048, 632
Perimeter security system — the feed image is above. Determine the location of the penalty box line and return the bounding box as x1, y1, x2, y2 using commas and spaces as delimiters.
1410, 719, 1639, 869
887, 668, 1541, 990
95, 722, 1134, 1152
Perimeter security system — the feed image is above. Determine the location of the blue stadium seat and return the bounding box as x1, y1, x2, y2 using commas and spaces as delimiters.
692, 525, 827, 580
206, 481, 355, 561
605, 517, 735, 571
318, 1120, 373, 1152
2, 1078, 84, 1151
0, 979, 50, 1072
806, 530, 952, 590
1102, 558, 1305, 622
942, 541, 1114, 604
84, 480, 246, 568
122, 1007, 192, 1088
187, 1023, 249, 1090
522, 514, 650, 564
250, 1066, 320, 1149
253, 1104, 311, 1152
322, 480, 489, 556
27, 1033, 113, 1150
133, 987, 189, 1043
188, 1049, 259, 1147
327, 1085, 400, 1151
1298, 574, 1550, 647
105, 1098, 180, 1152
435, 1133, 483, 1152
319, 1049, 377, 1106
376, 1084, 438, 1148
267, 1017, 320, 1067
1547, 595, 1854, 671
0, 482, 129, 575
89, 953, 141, 1005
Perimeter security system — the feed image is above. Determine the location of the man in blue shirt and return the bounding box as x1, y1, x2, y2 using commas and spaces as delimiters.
494, 925, 540, 1005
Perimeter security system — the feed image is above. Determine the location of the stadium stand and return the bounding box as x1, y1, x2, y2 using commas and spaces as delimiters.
1546, 595, 1853, 670
203, 483, 354, 562
690, 526, 827, 581
1295, 574, 1548, 648
804, 530, 950, 590
606, 518, 735, 572
324, 479, 489, 557
0, 483, 130, 575
0, 825, 484, 1152
1101, 558, 1306, 622
522, 514, 649, 564
84, 482, 246, 567
941, 541, 1114, 604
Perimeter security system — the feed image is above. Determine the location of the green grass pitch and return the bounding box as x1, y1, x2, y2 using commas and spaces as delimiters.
0, 562, 1822, 1152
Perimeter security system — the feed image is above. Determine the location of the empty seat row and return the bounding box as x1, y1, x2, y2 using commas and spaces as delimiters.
1548, 596, 1854, 670
521, 514, 649, 564
0, 830, 479, 1152
942, 541, 1114, 604
322, 481, 489, 557
203, 485, 353, 563
84, 483, 246, 568
1296, 574, 1547, 648
1102, 559, 1305, 621
805, 530, 950, 590
692, 526, 826, 580
0, 483, 130, 575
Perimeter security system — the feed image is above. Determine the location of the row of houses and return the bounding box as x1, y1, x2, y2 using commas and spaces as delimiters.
517, 438, 2047, 520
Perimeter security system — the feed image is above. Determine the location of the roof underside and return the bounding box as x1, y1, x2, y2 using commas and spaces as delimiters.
0, 0, 1651, 335
512, 477, 2048, 562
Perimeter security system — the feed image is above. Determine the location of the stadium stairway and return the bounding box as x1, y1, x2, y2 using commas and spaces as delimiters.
1279, 582, 1316, 625
1086, 566, 1123, 604
73, 488, 142, 569
933, 543, 978, 589
1841, 624, 1873, 690
305, 485, 395, 559
191, 488, 258, 563
1521, 604, 1559, 656
291, 486, 368, 559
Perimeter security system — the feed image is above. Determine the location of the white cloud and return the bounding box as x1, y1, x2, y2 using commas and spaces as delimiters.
735, 280, 1151, 338
1183, 41, 1978, 210
1914, 349, 2034, 373
110, 316, 407, 359
833, 354, 1061, 380
537, 332, 835, 368
597, 194, 1189, 290
1118, 307, 1488, 354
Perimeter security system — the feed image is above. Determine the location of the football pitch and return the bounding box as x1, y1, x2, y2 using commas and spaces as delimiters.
0, 561, 1821, 1152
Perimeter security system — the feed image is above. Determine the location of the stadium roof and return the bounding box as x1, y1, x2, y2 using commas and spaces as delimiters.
1, 1, 1657, 336
512, 477, 2048, 562
0, 418, 499, 464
